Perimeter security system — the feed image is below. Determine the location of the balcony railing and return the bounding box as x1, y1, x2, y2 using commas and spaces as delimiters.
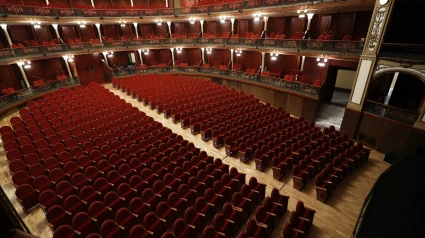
1, 38, 363, 63
0, 77, 80, 114
363, 100, 419, 125
114, 66, 320, 97
0, 1, 325, 18
379, 43, 425, 61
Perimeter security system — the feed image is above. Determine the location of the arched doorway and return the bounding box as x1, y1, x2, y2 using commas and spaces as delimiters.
365, 71, 425, 125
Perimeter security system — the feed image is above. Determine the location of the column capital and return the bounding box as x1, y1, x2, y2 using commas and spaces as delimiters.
230, 18, 235, 23
0, 24, 7, 30
170, 48, 174, 51
95, 23, 101, 28
200, 20, 204, 25
263, 16, 269, 21
51, 23, 58, 29
166, 21, 171, 26
230, 49, 234, 52
133, 22, 138, 27
261, 52, 265, 56
201, 48, 205, 51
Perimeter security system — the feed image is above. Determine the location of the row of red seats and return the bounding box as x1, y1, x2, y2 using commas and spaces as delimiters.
1, 82, 300, 237
198, 0, 243, 6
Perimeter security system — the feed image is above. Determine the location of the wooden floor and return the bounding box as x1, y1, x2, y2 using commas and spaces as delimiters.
0, 83, 391, 238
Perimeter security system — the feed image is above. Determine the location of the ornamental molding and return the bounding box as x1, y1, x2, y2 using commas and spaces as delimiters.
367, 7, 387, 52
374, 64, 425, 83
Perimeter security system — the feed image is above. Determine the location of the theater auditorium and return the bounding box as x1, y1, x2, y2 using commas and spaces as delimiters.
0, 0, 424, 237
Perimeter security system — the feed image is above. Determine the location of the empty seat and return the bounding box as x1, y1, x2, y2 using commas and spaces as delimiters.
72, 212, 98, 237
15, 184, 38, 212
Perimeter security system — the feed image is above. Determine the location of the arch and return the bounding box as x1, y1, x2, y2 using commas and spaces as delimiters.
373, 65, 425, 84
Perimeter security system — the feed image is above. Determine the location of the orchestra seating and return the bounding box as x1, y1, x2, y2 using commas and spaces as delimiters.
0, 81, 319, 237
112, 74, 371, 203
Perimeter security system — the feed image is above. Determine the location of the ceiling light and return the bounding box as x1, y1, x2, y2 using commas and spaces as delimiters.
317, 54, 328, 67
31, 19, 41, 28
219, 16, 226, 23
253, 13, 262, 21
142, 48, 149, 55
77, 20, 86, 28
206, 48, 212, 54
176, 47, 182, 53
119, 18, 126, 27
189, 18, 196, 24
235, 49, 242, 57
155, 19, 163, 25
270, 52, 278, 61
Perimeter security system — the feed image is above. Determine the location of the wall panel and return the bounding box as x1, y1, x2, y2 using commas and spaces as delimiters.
102, 25, 119, 40
24, 58, 64, 83
74, 53, 106, 85
0, 65, 23, 90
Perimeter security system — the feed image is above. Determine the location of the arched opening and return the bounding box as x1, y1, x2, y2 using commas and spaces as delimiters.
365, 71, 425, 125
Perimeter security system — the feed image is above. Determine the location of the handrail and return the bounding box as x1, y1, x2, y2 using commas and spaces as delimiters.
379, 43, 425, 60
0, 37, 363, 64
363, 100, 419, 125
365, 100, 419, 114
113, 66, 321, 98
0, 0, 357, 18
0, 77, 80, 114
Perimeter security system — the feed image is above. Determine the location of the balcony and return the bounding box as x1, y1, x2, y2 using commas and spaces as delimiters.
0, 0, 323, 18
363, 100, 419, 125
379, 43, 425, 61
0, 77, 80, 114
113, 66, 320, 98
0, 38, 363, 63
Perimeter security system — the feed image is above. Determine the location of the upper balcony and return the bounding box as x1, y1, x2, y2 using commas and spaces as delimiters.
379, 44, 425, 62
0, 0, 374, 19
0, 37, 363, 64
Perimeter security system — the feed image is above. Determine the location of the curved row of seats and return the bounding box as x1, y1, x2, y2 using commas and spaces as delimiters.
1, 82, 317, 237
113, 74, 370, 204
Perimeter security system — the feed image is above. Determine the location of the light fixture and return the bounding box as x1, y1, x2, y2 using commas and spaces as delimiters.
19, 60, 31, 69
270, 51, 279, 61
219, 16, 226, 23
176, 47, 182, 54
63, 54, 74, 62
77, 20, 86, 28
104, 51, 113, 58
142, 48, 149, 55
155, 19, 163, 25
253, 13, 262, 21
317, 54, 328, 67
189, 18, 196, 24
297, 6, 308, 18
206, 47, 212, 54
119, 18, 126, 27
235, 49, 242, 57
30, 19, 41, 28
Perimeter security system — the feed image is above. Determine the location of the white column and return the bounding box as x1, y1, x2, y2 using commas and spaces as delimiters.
137, 49, 144, 65
201, 48, 205, 64
384, 72, 399, 105
306, 13, 314, 39
167, 21, 172, 38
46, 0, 49, 5
62, 56, 73, 77
230, 18, 235, 35
133, 23, 139, 39
261, 52, 265, 73
230, 49, 234, 69
130, 0, 134, 7
95, 23, 102, 43
17, 63, 30, 88
1, 24, 13, 48
263, 16, 269, 32
52, 24, 60, 40
200, 20, 204, 37
170, 48, 175, 66
102, 52, 109, 66
300, 56, 305, 71
91, 0, 94, 7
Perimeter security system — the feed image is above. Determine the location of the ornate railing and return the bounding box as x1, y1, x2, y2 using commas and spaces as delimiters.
363, 100, 419, 125
114, 66, 320, 97
379, 43, 425, 61
0, 38, 362, 63
0, 0, 331, 18
0, 77, 80, 114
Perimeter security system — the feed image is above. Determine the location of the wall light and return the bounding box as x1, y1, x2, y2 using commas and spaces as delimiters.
219, 16, 226, 23
235, 49, 242, 57
142, 48, 149, 55
297, 6, 308, 18
317, 54, 328, 67
270, 52, 278, 61
189, 18, 196, 24
206, 47, 212, 54
119, 18, 127, 27
253, 13, 262, 21
77, 20, 86, 28
31, 19, 41, 28
176, 47, 182, 53
155, 19, 163, 25
19, 60, 31, 68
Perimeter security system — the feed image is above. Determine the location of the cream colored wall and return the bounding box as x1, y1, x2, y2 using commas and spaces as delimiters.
336, 69, 356, 90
